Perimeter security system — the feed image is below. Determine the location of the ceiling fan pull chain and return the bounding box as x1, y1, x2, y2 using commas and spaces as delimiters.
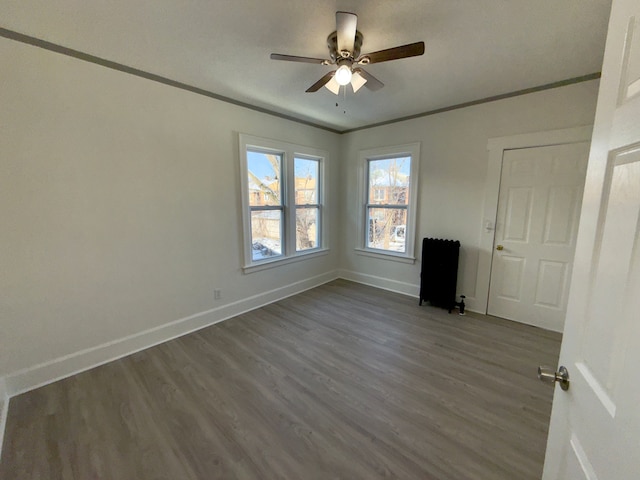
343, 87, 347, 114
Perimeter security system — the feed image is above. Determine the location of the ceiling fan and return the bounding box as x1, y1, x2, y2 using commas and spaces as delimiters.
270, 11, 425, 94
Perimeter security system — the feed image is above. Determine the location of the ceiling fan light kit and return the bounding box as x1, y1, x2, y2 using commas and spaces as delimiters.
335, 63, 353, 85
270, 11, 425, 95
350, 71, 367, 93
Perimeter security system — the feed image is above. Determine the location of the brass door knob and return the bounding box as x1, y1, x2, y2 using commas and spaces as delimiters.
496, 245, 504, 251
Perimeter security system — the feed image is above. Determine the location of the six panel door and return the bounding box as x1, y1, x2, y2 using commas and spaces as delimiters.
488, 142, 589, 331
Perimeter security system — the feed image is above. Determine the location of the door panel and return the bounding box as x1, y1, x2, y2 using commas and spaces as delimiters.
496, 255, 525, 300
563, 435, 597, 480
534, 260, 567, 309
504, 187, 533, 241
488, 143, 589, 331
509, 153, 538, 176
543, 1, 640, 478
548, 146, 640, 479
582, 150, 640, 392
542, 186, 580, 245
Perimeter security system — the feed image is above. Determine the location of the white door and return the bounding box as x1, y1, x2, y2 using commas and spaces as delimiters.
488, 143, 589, 331
542, 0, 640, 478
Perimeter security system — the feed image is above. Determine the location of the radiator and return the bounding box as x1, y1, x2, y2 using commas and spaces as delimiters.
419, 238, 461, 313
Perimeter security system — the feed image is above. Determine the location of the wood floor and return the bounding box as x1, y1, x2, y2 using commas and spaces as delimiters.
0, 280, 561, 479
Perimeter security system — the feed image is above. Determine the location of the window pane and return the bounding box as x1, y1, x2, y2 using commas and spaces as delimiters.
247, 151, 282, 206
294, 158, 318, 205
367, 207, 407, 252
251, 210, 282, 260
296, 207, 319, 251
368, 157, 411, 205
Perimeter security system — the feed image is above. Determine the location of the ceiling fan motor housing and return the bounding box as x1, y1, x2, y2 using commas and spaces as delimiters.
327, 30, 363, 62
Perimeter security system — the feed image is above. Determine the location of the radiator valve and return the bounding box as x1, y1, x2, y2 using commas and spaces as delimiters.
455, 295, 466, 315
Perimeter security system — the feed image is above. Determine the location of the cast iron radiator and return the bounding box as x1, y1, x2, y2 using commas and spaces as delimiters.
419, 238, 461, 313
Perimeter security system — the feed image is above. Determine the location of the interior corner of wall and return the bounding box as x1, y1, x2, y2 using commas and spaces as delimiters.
0, 376, 7, 402
0, 375, 8, 462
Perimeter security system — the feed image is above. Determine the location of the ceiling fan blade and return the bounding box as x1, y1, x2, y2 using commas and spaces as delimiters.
354, 68, 384, 91
358, 41, 425, 64
270, 53, 327, 64
306, 71, 336, 92
336, 11, 357, 54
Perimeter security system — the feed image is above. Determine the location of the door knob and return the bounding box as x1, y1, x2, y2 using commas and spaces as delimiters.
496, 245, 504, 251
538, 365, 570, 391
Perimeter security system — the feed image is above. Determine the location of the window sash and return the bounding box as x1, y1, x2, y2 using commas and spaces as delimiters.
366, 206, 408, 253
250, 209, 284, 261
250, 205, 284, 212
294, 156, 321, 253
358, 143, 420, 262
247, 150, 283, 208
365, 203, 407, 209
295, 205, 321, 252
367, 158, 411, 207
240, 134, 327, 271
365, 157, 411, 254
296, 206, 320, 252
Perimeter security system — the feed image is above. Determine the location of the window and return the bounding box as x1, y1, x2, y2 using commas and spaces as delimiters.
240, 134, 327, 272
358, 143, 420, 262
247, 150, 283, 260
294, 157, 320, 252
373, 188, 385, 202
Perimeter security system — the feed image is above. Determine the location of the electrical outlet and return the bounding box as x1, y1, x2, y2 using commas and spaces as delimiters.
214, 289, 221, 300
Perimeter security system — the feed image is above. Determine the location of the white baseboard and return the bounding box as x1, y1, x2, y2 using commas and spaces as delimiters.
0, 377, 8, 462
0, 268, 492, 455
337, 269, 420, 297
336, 269, 483, 314
3, 268, 484, 401
4, 271, 339, 398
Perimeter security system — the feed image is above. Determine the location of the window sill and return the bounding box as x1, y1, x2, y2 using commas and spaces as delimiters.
243, 248, 330, 274
354, 247, 416, 264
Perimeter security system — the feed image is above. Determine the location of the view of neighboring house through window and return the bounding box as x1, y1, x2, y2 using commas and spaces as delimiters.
240, 134, 327, 271
367, 157, 411, 252
358, 143, 420, 262
247, 150, 283, 260
373, 187, 385, 202
294, 157, 320, 251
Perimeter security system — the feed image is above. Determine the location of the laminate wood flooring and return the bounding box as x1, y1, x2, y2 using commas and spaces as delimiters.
0, 279, 562, 479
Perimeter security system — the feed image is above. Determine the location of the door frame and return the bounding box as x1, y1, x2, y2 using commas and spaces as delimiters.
474, 125, 594, 316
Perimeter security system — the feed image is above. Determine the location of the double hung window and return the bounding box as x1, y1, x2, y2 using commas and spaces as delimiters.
358, 143, 420, 262
240, 134, 326, 271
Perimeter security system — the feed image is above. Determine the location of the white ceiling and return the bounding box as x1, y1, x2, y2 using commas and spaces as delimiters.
1, 0, 612, 132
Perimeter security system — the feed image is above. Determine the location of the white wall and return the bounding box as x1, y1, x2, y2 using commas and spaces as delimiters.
0, 34, 601, 395
338, 80, 600, 311
0, 39, 341, 392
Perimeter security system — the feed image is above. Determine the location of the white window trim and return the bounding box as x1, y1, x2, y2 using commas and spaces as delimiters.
239, 134, 328, 273
356, 142, 420, 263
